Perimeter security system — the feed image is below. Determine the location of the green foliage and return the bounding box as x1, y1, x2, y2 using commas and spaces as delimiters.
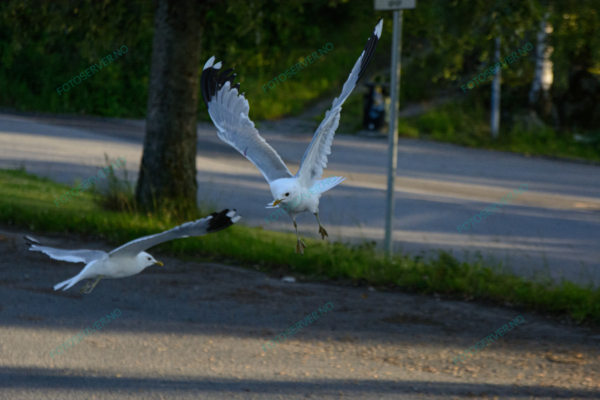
0, 0, 153, 117
400, 98, 600, 161
407, 98, 489, 144
2, 167, 600, 323
313, 92, 364, 132
550, 0, 600, 91
1, 0, 598, 133
95, 154, 137, 214
403, 0, 541, 91
0, 0, 382, 121
199, 0, 382, 120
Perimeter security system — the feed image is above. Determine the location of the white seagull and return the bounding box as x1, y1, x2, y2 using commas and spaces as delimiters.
25, 209, 241, 293
201, 19, 383, 254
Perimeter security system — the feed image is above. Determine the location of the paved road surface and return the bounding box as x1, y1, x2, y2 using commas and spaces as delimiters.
1, 228, 600, 399
0, 112, 599, 285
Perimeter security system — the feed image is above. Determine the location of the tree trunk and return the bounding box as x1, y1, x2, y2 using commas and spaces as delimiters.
136, 0, 206, 212
529, 12, 554, 118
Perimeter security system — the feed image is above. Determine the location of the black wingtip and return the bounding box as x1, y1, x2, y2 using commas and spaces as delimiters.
200, 59, 241, 110
24, 235, 40, 248
357, 19, 384, 83
207, 209, 241, 234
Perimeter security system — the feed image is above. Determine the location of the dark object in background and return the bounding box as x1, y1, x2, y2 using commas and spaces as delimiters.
363, 82, 390, 131
555, 69, 600, 131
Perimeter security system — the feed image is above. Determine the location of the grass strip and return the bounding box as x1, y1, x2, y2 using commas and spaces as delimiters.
397, 100, 600, 163
2, 168, 599, 323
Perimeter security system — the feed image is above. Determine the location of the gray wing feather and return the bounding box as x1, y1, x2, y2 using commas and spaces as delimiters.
28, 246, 106, 264
296, 19, 383, 187
201, 58, 293, 184
109, 209, 240, 258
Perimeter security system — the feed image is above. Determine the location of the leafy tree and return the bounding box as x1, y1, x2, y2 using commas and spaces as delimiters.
0, 0, 153, 116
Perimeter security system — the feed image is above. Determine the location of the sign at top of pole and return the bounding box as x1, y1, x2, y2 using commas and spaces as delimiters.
374, 0, 416, 10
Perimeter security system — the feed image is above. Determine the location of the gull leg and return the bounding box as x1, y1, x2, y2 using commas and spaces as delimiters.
293, 220, 306, 255
315, 213, 328, 240
80, 275, 104, 294
79, 281, 93, 293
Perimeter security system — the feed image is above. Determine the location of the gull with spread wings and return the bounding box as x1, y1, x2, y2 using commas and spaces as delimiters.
201, 19, 382, 255
25, 209, 241, 293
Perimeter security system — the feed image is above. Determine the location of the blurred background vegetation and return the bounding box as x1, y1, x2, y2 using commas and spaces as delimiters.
1, 0, 599, 158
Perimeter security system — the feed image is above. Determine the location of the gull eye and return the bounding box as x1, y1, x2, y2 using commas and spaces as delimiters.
147, 257, 151, 260
285, 193, 289, 196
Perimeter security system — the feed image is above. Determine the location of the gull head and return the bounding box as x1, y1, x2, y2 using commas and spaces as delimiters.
137, 252, 164, 269
271, 178, 300, 206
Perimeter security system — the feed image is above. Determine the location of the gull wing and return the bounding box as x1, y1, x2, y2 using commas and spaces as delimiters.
24, 236, 106, 264
108, 209, 241, 258
201, 58, 293, 184
295, 19, 383, 188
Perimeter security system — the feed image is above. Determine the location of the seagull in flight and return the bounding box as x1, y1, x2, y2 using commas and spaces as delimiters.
25, 209, 241, 293
201, 19, 382, 254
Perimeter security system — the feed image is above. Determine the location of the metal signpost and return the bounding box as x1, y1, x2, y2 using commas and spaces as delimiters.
374, 0, 416, 257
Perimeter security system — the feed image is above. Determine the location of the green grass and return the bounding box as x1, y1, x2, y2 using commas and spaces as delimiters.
399, 100, 600, 162
3, 168, 600, 323
312, 94, 600, 164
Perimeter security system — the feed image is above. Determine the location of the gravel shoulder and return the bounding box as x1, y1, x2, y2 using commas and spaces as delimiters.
1, 227, 600, 400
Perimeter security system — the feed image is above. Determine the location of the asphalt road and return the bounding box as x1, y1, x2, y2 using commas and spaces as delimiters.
1, 228, 600, 399
1, 112, 599, 286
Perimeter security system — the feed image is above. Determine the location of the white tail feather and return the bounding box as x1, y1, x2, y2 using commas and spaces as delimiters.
54, 276, 79, 291
53, 259, 99, 291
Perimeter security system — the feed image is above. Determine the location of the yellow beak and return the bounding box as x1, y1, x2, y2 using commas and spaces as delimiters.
154, 261, 164, 266
273, 199, 283, 206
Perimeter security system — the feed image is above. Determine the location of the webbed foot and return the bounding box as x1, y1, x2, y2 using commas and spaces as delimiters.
295, 239, 307, 255
318, 225, 329, 240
